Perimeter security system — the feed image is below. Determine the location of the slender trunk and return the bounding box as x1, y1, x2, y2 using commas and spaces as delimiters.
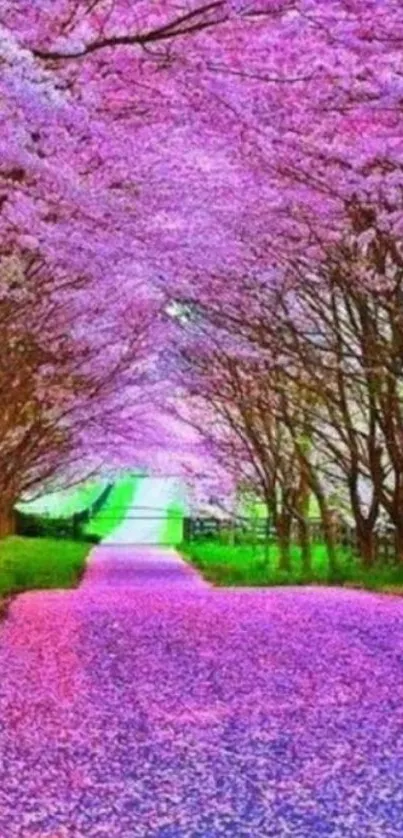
356, 523, 376, 569
296, 469, 311, 574
394, 523, 403, 565
269, 487, 278, 531
277, 508, 292, 572
390, 470, 403, 563
298, 516, 311, 574
292, 446, 336, 572
0, 505, 15, 538
316, 498, 337, 573
262, 488, 275, 566
349, 475, 379, 570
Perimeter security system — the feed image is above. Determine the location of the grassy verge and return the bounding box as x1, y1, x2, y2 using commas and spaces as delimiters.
180, 541, 403, 593
83, 475, 140, 540
0, 536, 92, 599
160, 501, 184, 545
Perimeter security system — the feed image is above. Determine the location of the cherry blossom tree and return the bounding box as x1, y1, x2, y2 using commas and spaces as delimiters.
0, 248, 162, 533
2, 0, 403, 544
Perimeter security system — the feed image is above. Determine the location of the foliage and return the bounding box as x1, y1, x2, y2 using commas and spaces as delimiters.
1, 1, 403, 526
15, 510, 100, 543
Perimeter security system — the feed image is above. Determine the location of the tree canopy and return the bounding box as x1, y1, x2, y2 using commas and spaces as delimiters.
1, 1, 403, 531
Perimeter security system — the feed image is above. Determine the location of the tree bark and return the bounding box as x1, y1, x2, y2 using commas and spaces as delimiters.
356, 524, 376, 568
298, 516, 311, 574
269, 486, 278, 531
394, 524, 403, 565
277, 505, 292, 572
0, 505, 16, 538
295, 465, 311, 574
317, 501, 337, 573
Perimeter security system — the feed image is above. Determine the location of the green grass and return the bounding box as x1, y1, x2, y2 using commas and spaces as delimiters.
161, 501, 184, 545
239, 493, 335, 521
15, 480, 108, 519
83, 475, 140, 539
0, 536, 92, 597
180, 540, 403, 593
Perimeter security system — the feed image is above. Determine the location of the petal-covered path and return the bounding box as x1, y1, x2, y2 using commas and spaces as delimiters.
1, 543, 403, 837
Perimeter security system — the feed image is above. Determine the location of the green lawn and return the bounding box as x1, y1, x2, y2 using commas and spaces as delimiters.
180, 540, 403, 593
15, 480, 108, 519
83, 475, 140, 539
161, 501, 184, 545
240, 493, 335, 521
0, 536, 92, 597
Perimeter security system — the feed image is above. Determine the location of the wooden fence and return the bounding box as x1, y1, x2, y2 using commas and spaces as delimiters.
183, 516, 400, 562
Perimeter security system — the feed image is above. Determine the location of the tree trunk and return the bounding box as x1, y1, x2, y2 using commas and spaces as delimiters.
317, 501, 337, 573
298, 516, 311, 574
394, 524, 403, 565
296, 468, 311, 574
260, 487, 276, 566
277, 509, 292, 572
295, 453, 337, 574
349, 472, 379, 570
384, 470, 403, 564
356, 524, 376, 569
269, 491, 278, 529
0, 505, 16, 538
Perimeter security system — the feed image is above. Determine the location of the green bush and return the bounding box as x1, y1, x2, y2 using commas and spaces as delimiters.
15, 511, 101, 542
16, 512, 74, 539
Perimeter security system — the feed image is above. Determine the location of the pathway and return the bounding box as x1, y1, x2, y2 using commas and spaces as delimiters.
82, 545, 209, 590
101, 476, 183, 545
0, 527, 402, 835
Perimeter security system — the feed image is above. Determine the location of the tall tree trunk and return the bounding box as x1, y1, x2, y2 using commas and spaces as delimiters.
316, 497, 337, 573
0, 505, 16, 538
262, 486, 276, 566
298, 516, 311, 575
291, 443, 334, 572
277, 494, 292, 572
356, 522, 376, 569
266, 484, 277, 531
349, 475, 379, 569
296, 464, 311, 574
394, 522, 403, 565
390, 470, 403, 564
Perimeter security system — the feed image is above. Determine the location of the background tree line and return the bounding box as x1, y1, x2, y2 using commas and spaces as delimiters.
172, 204, 403, 571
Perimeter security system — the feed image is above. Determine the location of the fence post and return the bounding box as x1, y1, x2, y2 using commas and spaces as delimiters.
183, 517, 191, 543
229, 518, 235, 546
72, 513, 80, 540
264, 515, 270, 564
251, 513, 257, 557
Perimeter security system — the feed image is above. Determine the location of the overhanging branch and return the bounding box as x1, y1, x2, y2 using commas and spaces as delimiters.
33, 1, 228, 61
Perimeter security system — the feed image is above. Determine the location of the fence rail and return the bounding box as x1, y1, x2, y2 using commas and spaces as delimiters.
182, 516, 400, 562
88, 515, 184, 521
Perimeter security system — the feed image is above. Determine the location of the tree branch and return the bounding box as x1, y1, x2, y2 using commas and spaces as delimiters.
33, 1, 228, 61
